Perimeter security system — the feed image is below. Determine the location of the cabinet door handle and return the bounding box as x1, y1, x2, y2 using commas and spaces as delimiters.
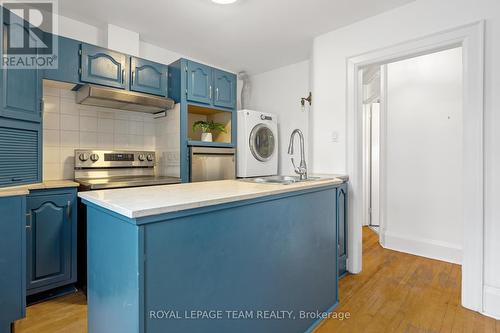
26, 212, 32, 230
209, 85, 212, 99
216, 87, 219, 100
121, 68, 125, 84
66, 201, 71, 220
131, 70, 135, 85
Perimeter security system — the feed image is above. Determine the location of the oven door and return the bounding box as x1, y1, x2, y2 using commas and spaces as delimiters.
190, 147, 236, 182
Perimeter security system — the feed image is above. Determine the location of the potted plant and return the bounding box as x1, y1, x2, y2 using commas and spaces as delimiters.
192, 120, 227, 142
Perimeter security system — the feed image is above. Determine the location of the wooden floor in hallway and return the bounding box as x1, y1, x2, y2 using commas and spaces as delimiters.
314, 227, 499, 333
14, 227, 499, 333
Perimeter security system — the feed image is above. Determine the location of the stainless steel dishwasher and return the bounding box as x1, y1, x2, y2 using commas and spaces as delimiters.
190, 147, 236, 182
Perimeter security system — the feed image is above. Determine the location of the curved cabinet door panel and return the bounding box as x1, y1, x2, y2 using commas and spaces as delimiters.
80, 44, 128, 89
130, 57, 167, 96
1, 22, 42, 123
213, 69, 236, 109
26, 194, 74, 293
186, 61, 212, 105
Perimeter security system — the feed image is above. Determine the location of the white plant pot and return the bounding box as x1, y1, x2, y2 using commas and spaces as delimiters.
201, 132, 213, 142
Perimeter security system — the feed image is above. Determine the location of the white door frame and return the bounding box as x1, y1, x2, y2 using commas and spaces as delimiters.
346, 21, 484, 312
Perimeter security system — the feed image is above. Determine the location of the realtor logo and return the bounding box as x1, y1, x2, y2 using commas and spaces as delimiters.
1, 0, 58, 69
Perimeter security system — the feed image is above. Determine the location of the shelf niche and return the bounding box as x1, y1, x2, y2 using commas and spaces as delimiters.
187, 105, 232, 144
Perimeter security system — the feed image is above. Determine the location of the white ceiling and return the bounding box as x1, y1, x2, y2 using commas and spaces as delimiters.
59, 0, 414, 74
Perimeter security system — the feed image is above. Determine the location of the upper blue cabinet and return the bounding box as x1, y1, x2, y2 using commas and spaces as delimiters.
80, 44, 128, 89
130, 57, 168, 96
185, 60, 236, 109
213, 69, 236, 109
43, 35, 81, 85
186, 61, 213, 105
0, 22, 42, 123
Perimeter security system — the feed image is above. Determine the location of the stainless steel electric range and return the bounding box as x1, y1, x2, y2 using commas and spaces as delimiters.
74, 149, 180, 190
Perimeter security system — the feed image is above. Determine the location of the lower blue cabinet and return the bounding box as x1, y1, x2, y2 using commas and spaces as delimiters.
26, 188, 77, 295
337, 183, 348, 277
0, 195, 26, 332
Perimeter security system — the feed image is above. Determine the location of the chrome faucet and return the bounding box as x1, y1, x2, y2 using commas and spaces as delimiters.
288, 129, 308, 180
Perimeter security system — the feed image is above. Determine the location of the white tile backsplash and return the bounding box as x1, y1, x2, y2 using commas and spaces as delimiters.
60, 99, 78, 115
61, 114, 79, 131
44, 112, 60, 130
79, 131, 98, 148
60, 130, 79, 147
42, 85, 168, 181
79, 116, 98, 132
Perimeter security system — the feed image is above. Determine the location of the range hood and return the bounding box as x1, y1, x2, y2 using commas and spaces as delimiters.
76, 84, 175, 113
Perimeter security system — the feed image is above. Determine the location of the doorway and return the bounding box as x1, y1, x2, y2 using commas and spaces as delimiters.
362, 66, 381, 234
361, 47, 464, 256
346, 22, 484, 312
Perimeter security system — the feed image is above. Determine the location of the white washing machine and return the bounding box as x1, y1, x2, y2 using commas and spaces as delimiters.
237, 110, 278, 178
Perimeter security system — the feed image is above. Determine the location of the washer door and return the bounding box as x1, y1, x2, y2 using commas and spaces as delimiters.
249, 124, 276, 162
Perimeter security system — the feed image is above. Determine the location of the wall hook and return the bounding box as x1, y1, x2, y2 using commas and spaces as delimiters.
301, 92, 312, 107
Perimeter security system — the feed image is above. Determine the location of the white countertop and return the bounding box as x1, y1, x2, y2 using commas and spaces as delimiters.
78, 178, 344, 219
0, 180, 79, 198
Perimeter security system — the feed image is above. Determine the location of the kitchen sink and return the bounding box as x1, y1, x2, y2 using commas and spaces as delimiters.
242, 175, 323, 185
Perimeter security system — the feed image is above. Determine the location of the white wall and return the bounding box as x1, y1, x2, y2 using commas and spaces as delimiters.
248, 61, 311, 175
311, 0, 500, 318
384, 48, 463, 264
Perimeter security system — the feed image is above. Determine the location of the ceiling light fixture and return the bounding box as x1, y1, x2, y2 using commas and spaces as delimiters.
211, 0, 238, 4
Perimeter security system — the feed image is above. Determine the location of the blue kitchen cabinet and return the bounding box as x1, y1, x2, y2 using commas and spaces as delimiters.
80, 43, 128, 89
130, 57, 168, 96
186, 60, 213, 105
337, 183, 348, 277
83, 185, 338, 333
0, 195, 26, 333
185, 61, 237, 109
0, 119, 41, 187
0, 22, 42, 123
26, 188, 77, 295
213, 68, 236, 109
43, 35, 82, 85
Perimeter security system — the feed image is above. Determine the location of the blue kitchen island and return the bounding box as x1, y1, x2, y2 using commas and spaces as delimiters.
78, 178, 345, 333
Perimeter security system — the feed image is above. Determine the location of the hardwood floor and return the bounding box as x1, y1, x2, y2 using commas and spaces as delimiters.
314, 227, 499, 333
14, 227, 498, 333
14, 292, 87, 333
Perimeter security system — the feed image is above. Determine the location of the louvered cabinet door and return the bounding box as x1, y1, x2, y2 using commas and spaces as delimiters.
0, 124, 40, 187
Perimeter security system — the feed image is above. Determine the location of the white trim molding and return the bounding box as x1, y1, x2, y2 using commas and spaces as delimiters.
346, 21, 485, 312
484, 285, 500, 320
382, 231, 462, 265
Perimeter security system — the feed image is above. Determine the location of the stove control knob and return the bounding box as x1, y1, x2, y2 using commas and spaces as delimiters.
138, 154, 146, 161
90, 154, 99, 162
146, 154, 154, 162
79, 153, 89, 162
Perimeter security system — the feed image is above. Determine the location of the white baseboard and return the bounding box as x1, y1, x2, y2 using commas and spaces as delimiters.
381, 231, 462, 264
483, 285, 500, 320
